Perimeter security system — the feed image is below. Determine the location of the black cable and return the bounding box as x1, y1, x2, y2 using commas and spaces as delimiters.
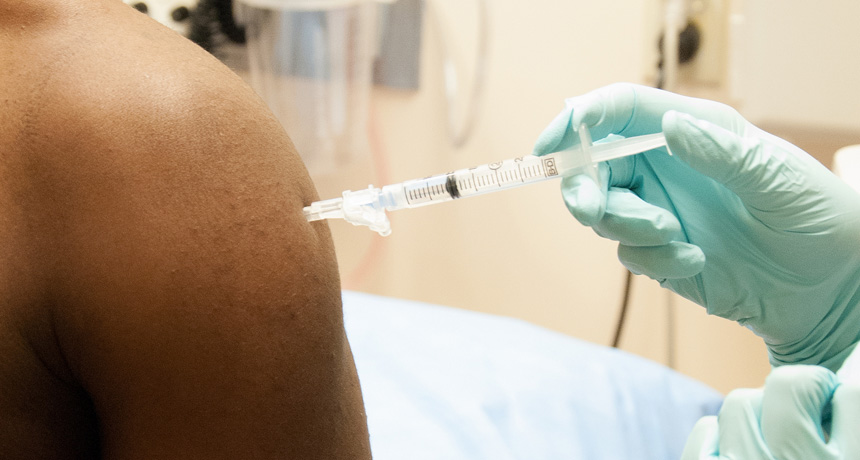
611, 270, 633, 348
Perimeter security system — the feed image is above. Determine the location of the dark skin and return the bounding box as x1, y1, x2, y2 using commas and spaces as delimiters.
0, 0, 371, 458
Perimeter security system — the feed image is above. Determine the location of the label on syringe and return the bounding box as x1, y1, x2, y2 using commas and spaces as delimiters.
542, 157, 559, 176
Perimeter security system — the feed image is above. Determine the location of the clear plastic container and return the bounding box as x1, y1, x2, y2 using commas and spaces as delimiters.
239, 0, 378, 174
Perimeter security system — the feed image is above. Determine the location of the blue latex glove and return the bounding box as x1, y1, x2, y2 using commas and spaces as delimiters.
681, 365, 860, 459
533, 83, 860, 370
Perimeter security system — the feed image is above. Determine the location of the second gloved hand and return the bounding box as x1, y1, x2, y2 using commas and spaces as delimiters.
682, 365, 860, 460
533, 83, 860, 370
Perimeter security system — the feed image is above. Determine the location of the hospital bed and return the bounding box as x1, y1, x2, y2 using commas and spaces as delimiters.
343, 291, 722, 460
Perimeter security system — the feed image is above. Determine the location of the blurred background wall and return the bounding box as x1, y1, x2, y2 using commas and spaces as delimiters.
144, 0, 860, 394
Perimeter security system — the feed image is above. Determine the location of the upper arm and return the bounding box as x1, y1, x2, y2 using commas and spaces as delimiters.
28, 11, 369, 459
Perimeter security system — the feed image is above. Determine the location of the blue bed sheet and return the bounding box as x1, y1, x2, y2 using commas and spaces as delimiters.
343, 291, 722, 460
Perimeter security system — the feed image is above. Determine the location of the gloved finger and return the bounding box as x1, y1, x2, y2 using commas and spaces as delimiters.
661, 111, 815, 216
533, 104, 579, 156
588, 187, 683, 246
533, 83, 659, 156
560, 173, 606, 226
761, 365, 840, 460
681, 416, 719, 460
830, 382, 860, 457
717, 388, 774, 459
566, 83, 745, 141
565, 83, 638, 141
617, 242, 705, 280
534, 83, 746, 157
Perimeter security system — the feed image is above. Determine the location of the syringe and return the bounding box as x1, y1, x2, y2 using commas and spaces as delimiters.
303, 125, 667, 236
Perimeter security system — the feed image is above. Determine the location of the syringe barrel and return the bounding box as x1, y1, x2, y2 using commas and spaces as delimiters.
384, 152, 583, 211
383, 174, 452, 210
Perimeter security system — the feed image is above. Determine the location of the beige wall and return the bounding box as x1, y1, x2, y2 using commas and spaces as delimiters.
729, 1, 860, 132
306, 0, 778, 395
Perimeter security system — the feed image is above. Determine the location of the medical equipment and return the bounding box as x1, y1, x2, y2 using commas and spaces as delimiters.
239, 0, 383, 175
303, 125, 667, 236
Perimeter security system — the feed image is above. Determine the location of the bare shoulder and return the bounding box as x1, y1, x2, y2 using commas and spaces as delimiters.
2, 1, 370, 458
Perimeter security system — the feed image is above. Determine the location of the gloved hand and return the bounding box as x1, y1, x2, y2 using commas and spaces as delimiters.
533, 83, 860, 370
681, 365, 860, 459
